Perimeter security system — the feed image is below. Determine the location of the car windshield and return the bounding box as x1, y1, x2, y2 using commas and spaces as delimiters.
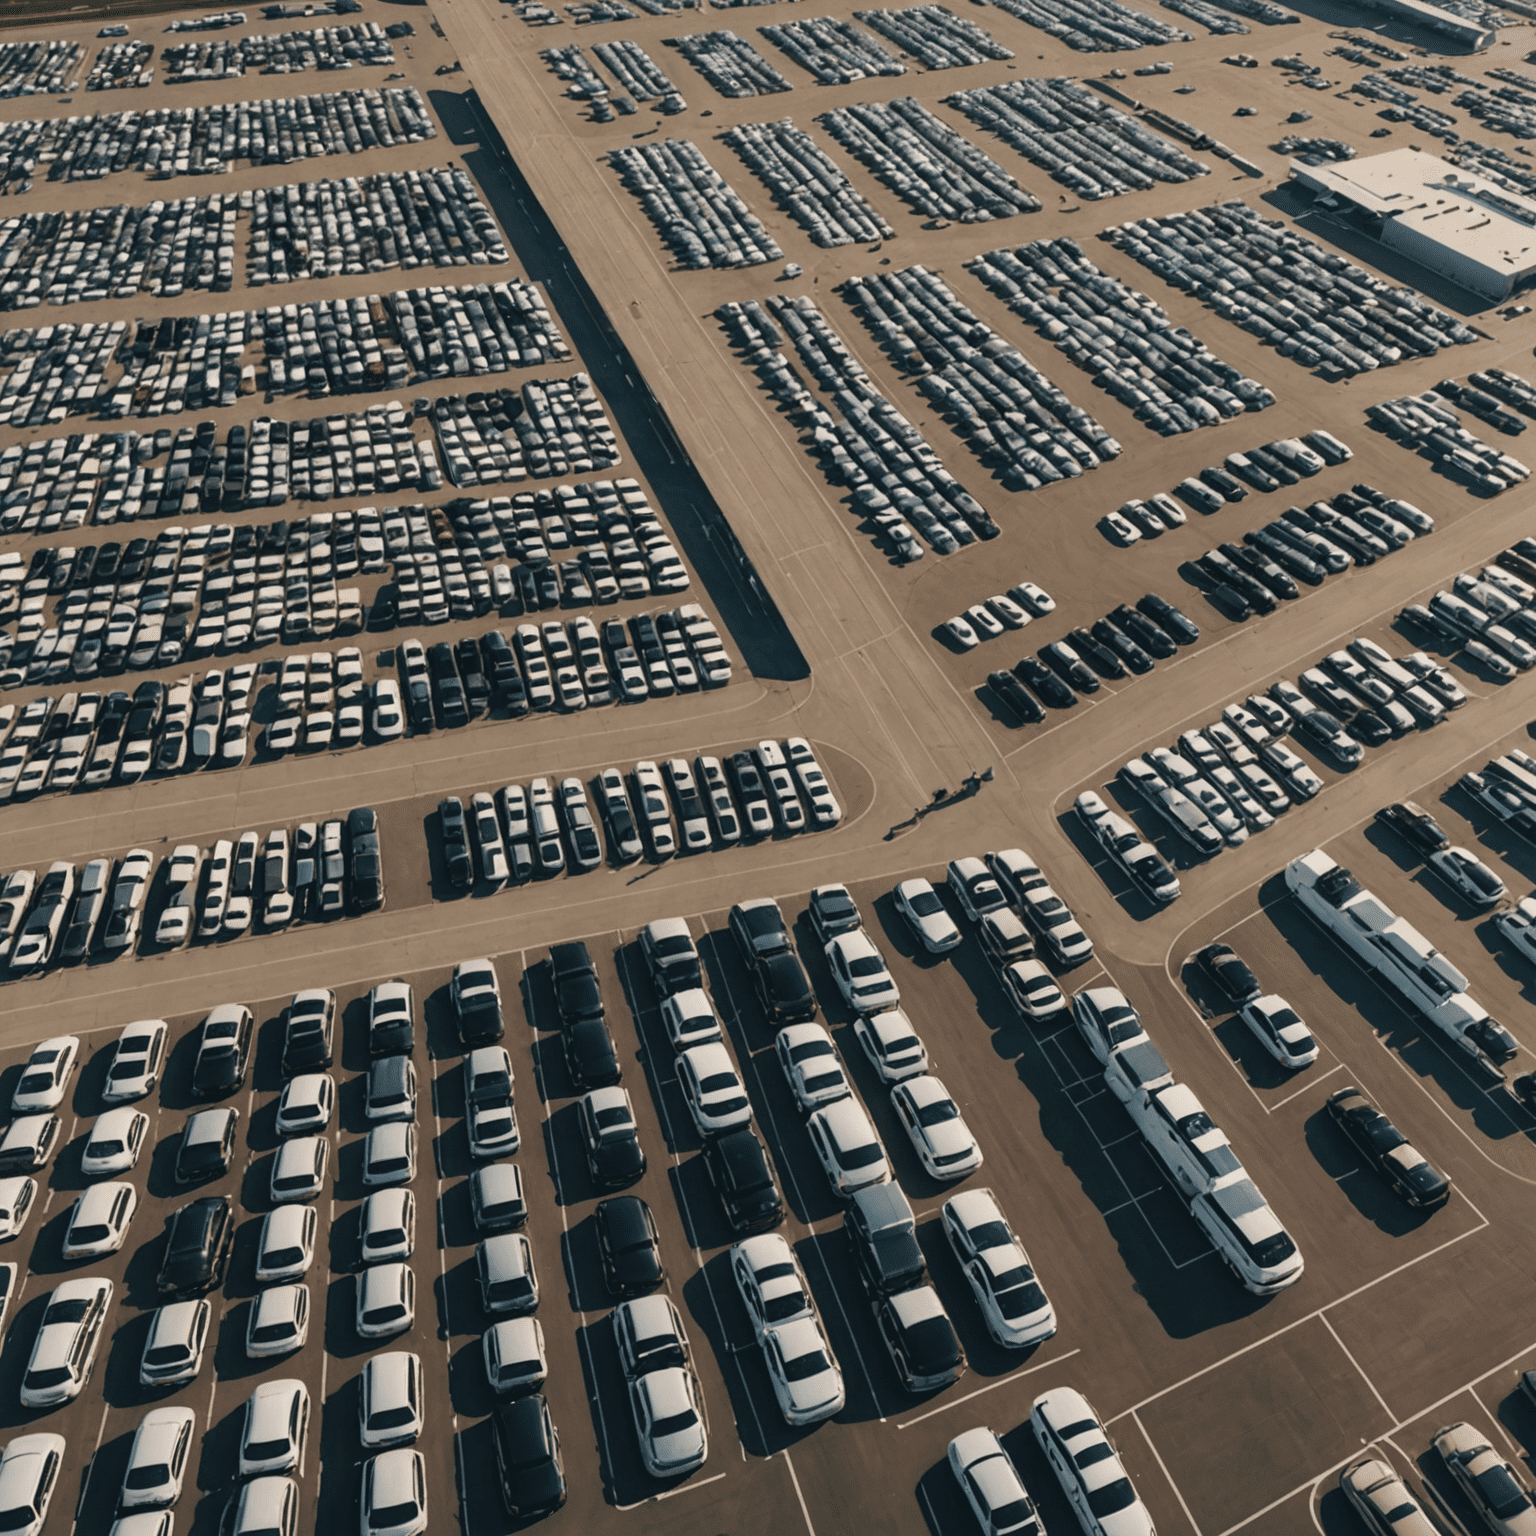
916, 1099, 959, 1127
908, 891, 943, 916
594, 1108, 632, 1131
70, 1224, 109, 1244
263, 1246, 303, 1269
804, 1071, 845, 1094
782, 1349, 830, 1382
244, 1437, 290, 1462
994, 1273, 1046, 1319
144, 1344, 190, 1365
835, 1140, 883, 1171
364, 1304, 406, 1325
699, 1073, 738, 1094
252, 1320, 297, 1342
652, 1407, 699, 1436
764, 1292, 805, 1322
966, 1218, 1011, 1251
1087, 1479, 1139, 1517
87, 1139, 123, 1158
43, 1299, 88, 1325
371, 1502, 420, 1527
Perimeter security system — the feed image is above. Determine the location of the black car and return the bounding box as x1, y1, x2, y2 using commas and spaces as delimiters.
1205, 583, 1253, 623
453, 961, 505, 1044
1013, 655, 1076, 710
492, 1396, 567, 1518
439, 798, 472, 890
281, 991, 335, 1074
93, 542, 122, 581
1222, 543, 1298, 601
594, 1196, 665, 1297
1192, 942, 1261, 1006
727, 753, 773, 832
1199, 463, 1247, 502
1243, 444, 1298, 486
366, 1055, 416, 1121
563, 1018, 621, 1089
119, 538, 150, 581
1137, 592, 1200, 646
156, 1196, 234, 1295
174, 1112, 236, 1185
1109, 604, 1178, 660
428, 644, 469, 728
754, 952, 818, 1025
348, 806, 384, 912
1374, 801, 1449, 855
702, 1128, 784, 1233
873, 1289, 966, 1394
369, 589, 399, 632
806, 885, 861, 943
550, 942, 604, 1027
987, 669, 1046, 723
191, 1007, 253, 1099
1065, 628, 1125, 681
1290, 709, 1361, 769
1325, 1087, 1451, 1208
1350, 710, 1393, 747
367, 982, 416, 1057
845, 1183, 924, 1296
455, 637, 490, 715
728, 900, 791, 964
580, 1090, 645, 1186
1089, 619, 1154, 675
481, 632, 529, 717
125, 680, 166, 741
1398, 603, 1460, 646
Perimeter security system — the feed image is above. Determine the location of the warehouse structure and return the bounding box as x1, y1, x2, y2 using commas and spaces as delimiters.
1290, 146, 1536, 302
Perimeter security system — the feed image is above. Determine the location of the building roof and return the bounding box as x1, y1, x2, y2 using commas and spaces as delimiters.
1295, 148, 1536, 274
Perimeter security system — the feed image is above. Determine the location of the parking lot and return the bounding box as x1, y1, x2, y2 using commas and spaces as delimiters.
9, 0, 1536, 1528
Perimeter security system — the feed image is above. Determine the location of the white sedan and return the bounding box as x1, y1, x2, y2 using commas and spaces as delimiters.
852, 1009, 930, 1085
1237, 995, 1319, 1069
774, 1025, 850, 1111
760, 1315, 845, 1426
1428, 846, 1506, 908
732, 1233, 814, 1335
944, 1189, 1056, 1349
629, 1365, 708, 1478
948, 1427, 1041, 1536
824, 931, 901, 1015
893, 879, 961, 954
941, 616, 979, 650
1000, 961, 1065, 1023
891, 1076, 983, 1180
1496, 896, 1536, 967
81, 1108, 149, 1177
12, 1037, 79, 1113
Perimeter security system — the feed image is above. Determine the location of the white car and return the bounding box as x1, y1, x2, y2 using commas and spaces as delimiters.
1012, 581, 1056, 616
361, 1188, 416, 1266
371, 679, 405, 740
1338, 1456, 1439, 1536
1428, 846, 1507, 907
853, 1009, 929, 1083
1237, 995, 1319, 1069
61, 1181, 137, 1260
629, 1364, 709, 1478
775, 1024, 851, 1111
947, 857, 1007, 922
1001, 961, 1065, 1023
255, 1204, 318, 1284
942, 615, 980, 650
483, 1317, 548, 1396
966, 603, 1005, 640
239, 1379, 310, 1477
357, 1262, 416, 1339
944, 1188, 1055, 1348
659, 989, 722, 1051
21, 1277, 111, 1407
246, 1284, 310, 1359
139, 1299, 211, 1388
12, 1036, 78, 1113
894, 878, 962, 954
948, 1427, 1042, 1536
0, 1434, 65, 1536
1032, 1387, 1154, 1536
825, 931, 901, 1014
275, 1075, 335, 1138
269, 1137, 328, 1205
761, 1315, 845, 1425
465, 1047, 519, 1159
732, 1233, 814, 1335
806, 1097, 890, 1196
363, 1123, 417, 1189
676, 1044, 752, 1137
81, 1108, 148, 1177
477, 1233, 539, 1315
0, 1178, 35, 1241
1070, 987, 1146, 1066
121, 1407, 195, 1511
360, 1448, 427, 1536
360, 1352, 423, 1451
1497, 896, 1536, 967
891, 1076, 983, 1180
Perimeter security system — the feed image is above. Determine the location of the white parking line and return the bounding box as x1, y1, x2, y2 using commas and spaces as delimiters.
1319, 1314, 1395, 1423
614, 1469, 727, 1510
782, 1448, 817, 1536
1132, 1408, 1205, 1536
895, 1347, 1083, 1430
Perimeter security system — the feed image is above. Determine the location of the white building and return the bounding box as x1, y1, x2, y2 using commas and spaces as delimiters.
1290, 147, 1536, 302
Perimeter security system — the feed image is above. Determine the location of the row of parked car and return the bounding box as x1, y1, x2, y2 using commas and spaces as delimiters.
0, 37, 81, 96
0, 86, 438, 190
1370, 390, 1532, 497
608, 137, 783, 271
1104, 200, 1481, 380
0, 807, 382, 970
841, 262, 1124, 493
666, 28, 790, 97
854, 6, 1014, 69
718, 294, 997, 557
161, 20, 394, 79
437, 737, 840, 887
1401, 540, 1536, 678
984, 0, 1189, 52
85, 39, 154, 92
759, 15, 905, 83
1099, 428, 1358, 546
966, 236, 1274, 439
818, 96, 1039, 223
947, 75, 1208, 203
982, 590, 1202, 724
721, 118, 894, 249
1110, 631, 1469, 865
941, 577, 1055, 651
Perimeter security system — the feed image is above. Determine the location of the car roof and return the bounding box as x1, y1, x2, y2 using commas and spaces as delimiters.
482, 1233, 531, 1277
363, 1351, 414, 1398
369, 1122, 411, 1153
262, 1204, 312, 1242
585, 1086, 630, 1115
474, 1162, 524, 1197
736, 1232, 792, 1269
616, 1294, 677, 1338
185, 1108, 235, 1144
945, 1187, 1004, 1231
815, 1098, 874, 1147
644, 916, 691, 940
888, 1286, 945, 1327
360, 1263, 409, 1304
636, 1365, 692, 1415
898, 1075, 949, 1109
368, 1447, 420, 1506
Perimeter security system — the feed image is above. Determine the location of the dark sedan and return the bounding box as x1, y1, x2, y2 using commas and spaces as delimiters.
595, 1196, 665, 1297
703, 1128, 784, 1233
1193, 942, 1261, 1006
1012, 656, 1075, 710
563, 1018, 621, 1089
492, 1396, 566, 1517
1325, 1087, 1451, 1208
987, 670, 1046, 724
754, 952, 817, 1026
1373, 801, 1449, 855
439, 798, 472, 890
156, 1196, 234, 1295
